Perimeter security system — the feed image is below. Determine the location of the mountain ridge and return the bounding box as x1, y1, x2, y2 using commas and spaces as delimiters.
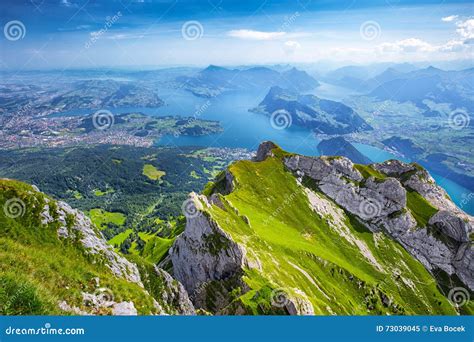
252, 86, 372, 134
168, 142, 473, 315
1, 142, 473, 315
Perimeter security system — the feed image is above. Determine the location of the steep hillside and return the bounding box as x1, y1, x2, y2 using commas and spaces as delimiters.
169, 142, 473, 315
0, 179, 194, 315
2, 143, 473, 316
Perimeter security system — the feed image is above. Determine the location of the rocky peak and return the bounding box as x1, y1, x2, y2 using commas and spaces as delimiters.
372, 159, 417, 177
254, 141, 278, 162
282, 148, 473, 291
169, 142, 473, 314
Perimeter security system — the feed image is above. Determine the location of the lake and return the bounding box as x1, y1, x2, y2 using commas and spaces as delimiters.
54, 87, 474, 215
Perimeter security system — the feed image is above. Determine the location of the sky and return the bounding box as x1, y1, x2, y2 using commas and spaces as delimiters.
0, 0, 473, 70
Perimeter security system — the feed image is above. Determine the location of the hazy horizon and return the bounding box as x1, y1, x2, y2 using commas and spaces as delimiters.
1, 0, 473, 70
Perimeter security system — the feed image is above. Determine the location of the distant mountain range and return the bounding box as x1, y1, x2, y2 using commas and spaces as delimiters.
252, 86, 372, 134
369, 66, 474, 112
323, 62, 418, 89
176, 65, 319, 97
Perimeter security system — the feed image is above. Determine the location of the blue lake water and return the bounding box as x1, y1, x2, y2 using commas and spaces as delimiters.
54, 88, 474, 215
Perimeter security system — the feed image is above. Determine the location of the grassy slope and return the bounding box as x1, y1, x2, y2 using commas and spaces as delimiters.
108, 228, 133, 247
406, 190, 438, 227
141, 235, 174, 264
204, 154, 457, 315
0, 179, 158, 315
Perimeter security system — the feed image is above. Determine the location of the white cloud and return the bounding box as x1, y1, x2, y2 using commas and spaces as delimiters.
456, 18, 474, 39
283, 40, 301, 54
441, 15, 458, 22
439, 39, 465, 52
378, 38, 435, 53
227, 29, 286, 40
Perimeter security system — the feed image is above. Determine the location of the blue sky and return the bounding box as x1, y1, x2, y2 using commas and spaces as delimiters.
0, 0, 473, 69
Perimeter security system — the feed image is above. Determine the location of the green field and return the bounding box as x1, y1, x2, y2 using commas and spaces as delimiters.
89, 208, 126, 230
93, 188, 114, 197
108, 228, 133, 247
142, 164, 166, 181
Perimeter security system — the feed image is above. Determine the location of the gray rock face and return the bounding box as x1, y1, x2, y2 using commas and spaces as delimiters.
54, 200, 142, 285
453, 244, 474, 292
375, 160, 473, 226
285, 155, 406, 221
372, 159, 416, 177
284, 153, 474, 291
112, 302, 138, 316
286, 155, 363, 183
253, 141, 278, 162
429, 211, 470, 242
59, 288, 139, 316
170, 193, 246, 296
154, 267, 196, 315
